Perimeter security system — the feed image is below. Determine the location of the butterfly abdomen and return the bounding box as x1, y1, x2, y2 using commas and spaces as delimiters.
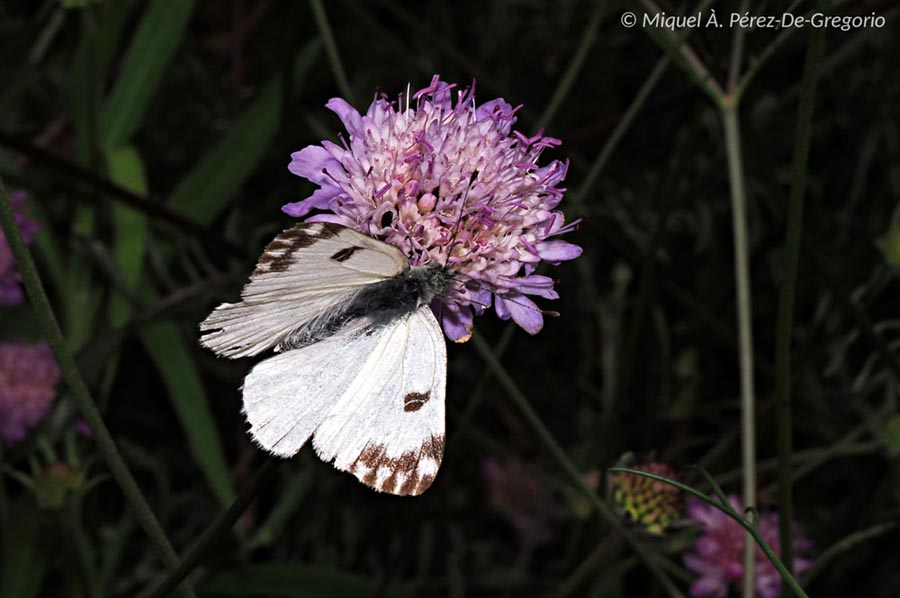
278, 263, 452, 351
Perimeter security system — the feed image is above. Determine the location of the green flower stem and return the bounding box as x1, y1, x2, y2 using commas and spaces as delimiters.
145, 457, 282, 598
775, 2, 830, 587
721, 99, 757, 598
636, 0, 725, 107
734, 0, 805, 99
0, 129, 243, 258
609, 466, 811, 598
801, 522, 897, 585
309, 0, 355, 106
471, 333, 685, 598
570, 57, 668, 211
535, 3, 603, 131
0, 178, 195, 598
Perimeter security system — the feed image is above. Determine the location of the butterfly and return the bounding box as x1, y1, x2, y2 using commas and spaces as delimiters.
200, 222, 453, 496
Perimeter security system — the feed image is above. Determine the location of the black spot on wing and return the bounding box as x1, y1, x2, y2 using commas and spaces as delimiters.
331, 245, 363, 262
254, 223, 343, 274
403, 391, 431, 412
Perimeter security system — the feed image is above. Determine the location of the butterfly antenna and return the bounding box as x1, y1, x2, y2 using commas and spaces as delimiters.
503, 294, 560, 317
442, 169, 479, 269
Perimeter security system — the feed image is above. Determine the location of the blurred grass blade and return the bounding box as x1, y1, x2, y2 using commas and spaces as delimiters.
64, 205, 99, 349
167, 40, 321, 225
65, 1, 130, 348
248, 469, 315, 549
801, 522, 897, 585
0, 499, 47, 598
105, 144, 148, 325
99, 0, 197, 149
140, 316, 235, 506
70, 1, 128, 161
201, 564, 376, 598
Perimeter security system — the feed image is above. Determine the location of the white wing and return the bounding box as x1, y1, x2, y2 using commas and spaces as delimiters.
200, 223, 408, 358
241, 306, 447, 496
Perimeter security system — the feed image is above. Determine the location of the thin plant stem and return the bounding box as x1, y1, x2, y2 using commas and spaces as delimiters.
309, 0, 355, 105
0, 178, 195, 598
570, 0, 716, 209
570, 57, 669, 210
637, 0, 725, 106
721, 100, 757, 598
610, 466, 811, 598
0, 129, 243, 258
800, 522, 897, 585
536, 2, 604, 131
471, 333, 686, 598
806, 247, 900, 382
775, 1, 830, 589
145, 457, 282, 598
734, 0, 805, 99
726, 0, 750, 94
554, 528, 625, 597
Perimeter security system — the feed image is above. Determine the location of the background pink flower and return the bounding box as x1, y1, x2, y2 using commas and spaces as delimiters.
0, 341, 61, 446
684, 495, 814, 598
0, 191, 40, 306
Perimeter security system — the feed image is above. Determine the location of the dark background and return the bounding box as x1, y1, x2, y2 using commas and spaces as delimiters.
1, 0, 899, 596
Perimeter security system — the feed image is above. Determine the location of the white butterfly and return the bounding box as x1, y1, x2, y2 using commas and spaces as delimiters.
200, 222, 452, 496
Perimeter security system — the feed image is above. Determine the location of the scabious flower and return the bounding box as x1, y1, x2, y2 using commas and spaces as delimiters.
283, 75, 581, 341
609, 460, 683, 535
483, 457, 563, 548
684, 495, 814, 598
0, 191, 40, 306
0, 342, 61, 446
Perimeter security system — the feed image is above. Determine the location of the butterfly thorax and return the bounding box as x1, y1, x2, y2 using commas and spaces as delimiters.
278, 263, 452, 352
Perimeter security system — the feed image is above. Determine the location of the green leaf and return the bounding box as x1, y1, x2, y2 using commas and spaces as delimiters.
166, 39, 321, 225
104, 145, 148, 326
64, 205, 100, 349
140, 317, 235, 506
248, 469, 315, 549
98, 0, 197, 149
201, 564, 376, 598
70, 0, 128, 162
0, 498, 48, 598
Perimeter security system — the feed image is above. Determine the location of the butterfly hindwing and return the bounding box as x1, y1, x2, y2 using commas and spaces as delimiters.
312, 306, 447, 496
242, 304, 447, 495
200, 223, 408, 358
241, 320, 389, 457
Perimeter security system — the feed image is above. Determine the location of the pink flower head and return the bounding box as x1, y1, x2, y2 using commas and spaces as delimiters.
0, 191, 40, 306
0, 342, 61, 446
482, 457, 563, 547
283, 75, 581, 341
684, 495, 814, 598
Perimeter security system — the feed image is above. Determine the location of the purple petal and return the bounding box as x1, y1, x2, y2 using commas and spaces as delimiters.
689, 577, 728, 598
536, 240, 582, 263
325, 98, 364, 138
495, 294, 543, 334
288, 146, 344, 186
755, 573, 781, 598
0, 280, 24, 306
516, 274, 559, 299
438, 301, 474, 342
686, 497, 713, 522
305, 213, 354, 226
281, 186, 343, 218
684, 554, 720, 577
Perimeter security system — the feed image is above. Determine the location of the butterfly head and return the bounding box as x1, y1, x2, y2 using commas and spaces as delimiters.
408, 262, 455, 307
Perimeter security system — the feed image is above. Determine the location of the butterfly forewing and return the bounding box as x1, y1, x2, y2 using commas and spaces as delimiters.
200, 223, 408, 358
